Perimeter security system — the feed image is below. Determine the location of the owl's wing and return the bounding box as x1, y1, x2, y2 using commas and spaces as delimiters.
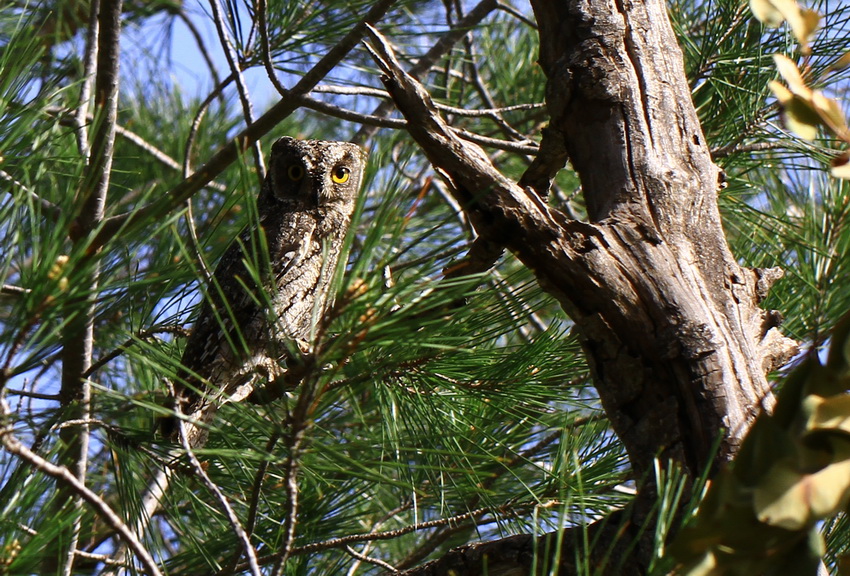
173, 225, 271, 409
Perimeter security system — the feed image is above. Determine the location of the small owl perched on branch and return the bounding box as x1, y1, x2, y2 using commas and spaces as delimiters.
164, 137, 366, 445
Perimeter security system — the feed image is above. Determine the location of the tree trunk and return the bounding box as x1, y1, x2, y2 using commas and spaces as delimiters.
522, 0, 797, 477
368, 0, 798, 571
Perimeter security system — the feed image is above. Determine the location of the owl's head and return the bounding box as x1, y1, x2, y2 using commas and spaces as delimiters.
265, 137, 366, 212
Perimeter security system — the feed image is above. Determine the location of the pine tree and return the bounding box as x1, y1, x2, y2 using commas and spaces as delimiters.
2, 1, 850, 574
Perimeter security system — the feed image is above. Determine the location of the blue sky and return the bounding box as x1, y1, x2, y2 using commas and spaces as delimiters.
129, 1, 278, 108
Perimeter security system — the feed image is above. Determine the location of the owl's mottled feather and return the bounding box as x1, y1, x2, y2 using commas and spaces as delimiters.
165, 137, 365, 444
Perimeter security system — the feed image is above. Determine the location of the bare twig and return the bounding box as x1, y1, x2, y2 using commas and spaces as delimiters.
75, 550, 121, 566
495, 1, 537, 28
0, 283, 31, 297
437, 101, 544, 118
184, 200, 215, 285
270, 384, 317, 576
344, 546, 399, 573
453, 128, 538, 154
223, 431, 281, 573
0, 169, 63, 219
183, 73, 234, 180
209, 0, 265, 182
4, 388, 60, 400
353, 0, 498, 146
114, 123, 186, 172
294, 507, 492, 554
176, 410, 262, 576
304, 508, 492, 554
45, 107, 228, 193
298, 93, 539, 154
299, 93, 407, 129
257, 0, 289, 96
313, 83, 545, 117
56, 0, 123, 573
312, 84, 389, 98
230, 505, 498, 572
175, 8, 224, 94
461, 28, 527, 142
344, 503, 415, 575
16, 522, 38, 536
246, 433, 280, 535
182, 102, 215, 285
182, 77, 229, 286
0, 399, 162, 576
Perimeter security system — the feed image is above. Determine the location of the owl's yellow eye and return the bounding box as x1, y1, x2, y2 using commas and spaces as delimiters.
331, 166, 350, 184
287, 165, 305, 181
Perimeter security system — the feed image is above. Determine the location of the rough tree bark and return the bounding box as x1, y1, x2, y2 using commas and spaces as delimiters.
367, 0, 798, 572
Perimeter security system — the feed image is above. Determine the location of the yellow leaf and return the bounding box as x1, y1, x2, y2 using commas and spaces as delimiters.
754, 443, 850, 530
674, 551, 717, 576
827, 51, 850, 74
782, 103, 821, 140
831, 152, 850, 179
750, 0, 788, 27
806, 393, 850, 436
772, 54, 810, 96
812, 91, 850, 140
794, 9, 821, 53
751, 0, 820, 51
768, 79, 794, 103
770, 80, 821, 140
784, 6, 820, 53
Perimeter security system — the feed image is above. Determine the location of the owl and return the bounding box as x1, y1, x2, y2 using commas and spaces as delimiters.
164, 137, 366, 445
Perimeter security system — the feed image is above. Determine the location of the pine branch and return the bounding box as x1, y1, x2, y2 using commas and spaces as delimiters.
1, 399, 162, 576
352, 0, 499, 146
54, 0, 123, 573
90, 0, 401, 252
176, 412, 262, 576
209, 0, 265, 183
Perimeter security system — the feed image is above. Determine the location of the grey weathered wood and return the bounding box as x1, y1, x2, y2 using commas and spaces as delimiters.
366, 0, 798, 569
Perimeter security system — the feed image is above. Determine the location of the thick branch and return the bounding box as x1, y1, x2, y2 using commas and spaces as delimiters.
367, 10, 797, 568
396, 511, 641, 576
367, 1, 796, 474
77, 0, 120, 232
54, 0, 122, 573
